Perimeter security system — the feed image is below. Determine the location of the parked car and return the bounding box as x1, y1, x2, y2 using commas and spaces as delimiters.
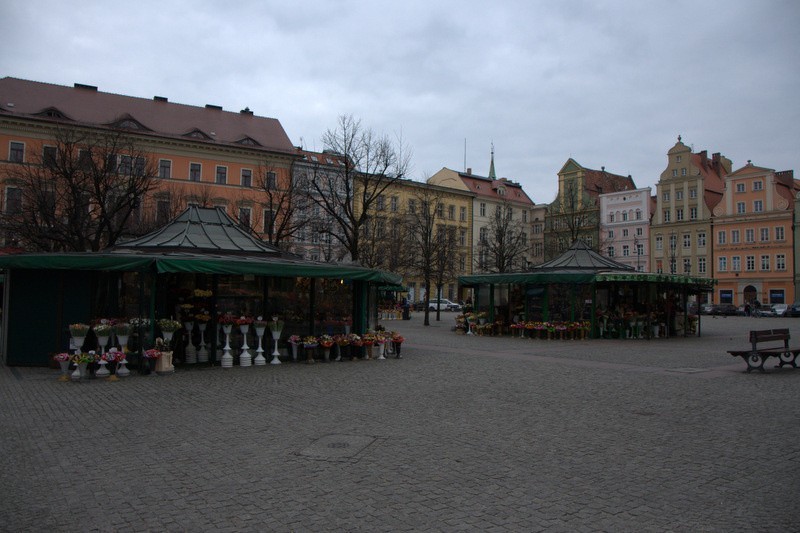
700, 304, 716, 315
771, 304, 788, 317
427, 298, 461, 312
787, 302, 800, 317
713, 303, 738, 316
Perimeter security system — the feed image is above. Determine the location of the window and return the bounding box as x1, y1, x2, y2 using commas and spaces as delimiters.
636, 209, 642, 220
459, 229, 466, 247
448, 205, 455, 220
681, 168, 687, 176
391, 196, 398, 212
732, 256, 741, 271
731, 230, 740, 244
683, 258, 691, 273
663, 210, 671, 222
777, 254, 786, 271
736, 183, 745, 193
775, 226, 785, 240
437, 203, 445, 218
676, 155, 682, 163
663, 191, 670, 201
533, 223, 543, 234
266, 171, 277, 190
676, 190, 683, 200
238, 207, 251, 227
189, 163, 201, 182
690, 207, 697, 220
240, 169, 252, 187
156, 199, 171, 225
760, 228, 769, 242
215, 166, 227, 185
42, 146, 57, 168
5, 187, 22, 213
119, 155, 132, 175
718, 257, 727, 272
622, 229, 628, 237
608, 246, 615, 257
753, 200, 763, 212
656, 260, 663, 274
745, 228, 754, 243
720, 290, 733, 304
683, 234, 691, 248
534, 242, 543, 257
158, 159, 172, 179
479, 203, 486, 217
736, 202, 745, 214
746, 255, 755, 271
259, 210, 275, 236
522, 210, 528, 223
753, 180, 763, 191
609, 213, 615, 222
672, 169, 678, 177
676, 208, 684, 221
689, 188, 697, 198
479, 227, 487, 243
622, 212, 628, 221
636, 227, 643, 236
718, 230, 726, 245
761, 255, 770, 271
9, 141, 24, 162
655, 235, 663, 250
459, 206, 466, 221
459, 254, 466, 273
585, 235, 593, 248
622, 245, 629, 257
636, 243, 644, 257
698, 257, 706, 274
698, 232, 706, 247
669, 234, 677, 250
376, 195, 385, 211
408, 199, 416, 214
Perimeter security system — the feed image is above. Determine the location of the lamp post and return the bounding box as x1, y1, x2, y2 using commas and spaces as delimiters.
634, 236, 641, 272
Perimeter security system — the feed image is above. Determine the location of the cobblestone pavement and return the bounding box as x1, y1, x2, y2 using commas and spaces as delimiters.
1, 313, 799, 532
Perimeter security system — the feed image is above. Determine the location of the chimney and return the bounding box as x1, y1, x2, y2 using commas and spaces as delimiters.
240, 107, 253, 115
466, 167, 472, 175
74, 83, 97, 91
154, 96, 168, 102
205, 104, 222, 111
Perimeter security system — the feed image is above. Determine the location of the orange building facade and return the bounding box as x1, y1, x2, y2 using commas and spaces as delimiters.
712, 162, 799, 306
0, 77, 299, 249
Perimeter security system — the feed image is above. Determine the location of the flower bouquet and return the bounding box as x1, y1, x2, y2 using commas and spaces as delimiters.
157, 318, 182, 332
193, 289, 213, 298
54, 352, 71, 381
391, 333, 405, 358
53, 352, 71, 362
93, 322, 112, 337
253, 316, 270, 328
70, 352, 95, 380
69, 323, 90, 337
194, 311, 211, 323
236, 316, 253, 326
113, 322, 132, 336
268, 316, 284, 333
143, 347, 161, 374
129, 317, 151, 328
318, 334, 334, 348
302, 335, 319, 348
217, 313, 237, 326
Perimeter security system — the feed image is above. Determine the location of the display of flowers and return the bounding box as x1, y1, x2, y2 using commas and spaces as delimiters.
71, 352, 96, 364
318, 334, 334, 347
361, 332, 376, 345
236, 316, 253, 326
129, 317, 151, 328
347, 333, 362, 346
113, 322, 132, 335
302, 335, 319, 348
334, 334, 349, 346
374, 332, 387, 344
194, 311, 211, 323
93, 320, 112, 337
218, 313, 237, 326
53, 352, 71, 362
157, 318, 182, 332
288, 334, 301, 345
69, 323, 90, 337
193, 289, 213, 298
268, 316, 284, 332
391, 333, 405, 344
253, 316, 270, 328
101, 348, 120, 362
143, 348, 162, 359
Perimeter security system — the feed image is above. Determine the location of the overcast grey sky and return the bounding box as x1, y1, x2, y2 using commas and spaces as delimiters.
2, 0, 798, 203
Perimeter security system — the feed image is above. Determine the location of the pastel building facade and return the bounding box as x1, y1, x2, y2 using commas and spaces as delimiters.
599, 187, 652, 272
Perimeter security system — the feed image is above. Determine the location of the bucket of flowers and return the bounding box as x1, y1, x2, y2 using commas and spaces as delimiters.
143, 347, 161, 374
332, 334, 349, 361
318, 334, 334, 362
70, 351, 96, 380
361, 332, 376, 360
157, 318, 182, 344
302, 335, 318, 364
69, 323, 90, 352
391, 333, 404, 358
53, 352, 71, 381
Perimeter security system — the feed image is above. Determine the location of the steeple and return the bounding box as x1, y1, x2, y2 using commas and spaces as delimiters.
488, 143, 496, 180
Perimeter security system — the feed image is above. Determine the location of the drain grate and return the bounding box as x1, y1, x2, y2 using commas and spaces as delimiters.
299, 434, 378, 461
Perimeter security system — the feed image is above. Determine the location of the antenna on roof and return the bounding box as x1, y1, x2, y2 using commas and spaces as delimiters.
463, 138, 467, 173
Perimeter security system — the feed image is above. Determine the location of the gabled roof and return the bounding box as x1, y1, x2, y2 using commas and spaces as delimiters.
0, 77, 296, 156
112, 206, 284, 256
535, 240, 635, 272
453, 169, 535, 205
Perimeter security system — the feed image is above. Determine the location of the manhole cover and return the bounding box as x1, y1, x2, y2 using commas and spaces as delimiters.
300, 434, 375, 460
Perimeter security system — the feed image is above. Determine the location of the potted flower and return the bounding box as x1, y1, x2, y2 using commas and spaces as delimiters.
302, 335, 318, 364
333, 333, 349, 361
157, 318, 182, 344
53, 352, 71, 381
287, 334, 301, 361
318, 334, 334, 362
391, 333, 404, 358
70, 351, 95, 380
69, 323, 90, 352
143, 347, 161, 374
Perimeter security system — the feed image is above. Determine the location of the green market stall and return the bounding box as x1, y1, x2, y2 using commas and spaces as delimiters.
459, 240, 713, 338
0, 206, 401, 366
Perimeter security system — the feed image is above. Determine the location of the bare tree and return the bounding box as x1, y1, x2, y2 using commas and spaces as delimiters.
308, 115, 411, 264
250, 160, 312, 250
0, 127, 159, 251
431, 224, 460, 317
477, 200, 530, 273
404, 187, 442, 326
544, 178, 599, 259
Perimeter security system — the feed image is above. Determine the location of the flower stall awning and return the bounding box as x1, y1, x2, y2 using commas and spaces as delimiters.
0, 206, 402, 284
0, 250, 402, 283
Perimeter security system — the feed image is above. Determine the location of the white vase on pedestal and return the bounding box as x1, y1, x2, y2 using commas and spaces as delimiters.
97, 335, 109, 356
184, 322, 197, 364
116, 334, 129, 352
221, 324, 233, 368
239, 324, 252, 367
377, 342, 386, 360
116, 358, 130, 377
253, 326, 267, 366
290, 342, 298, 362
197, 323, 208, 363
71, 336, 86, 354
270, 330, 282, 365
96, 359, 110, 378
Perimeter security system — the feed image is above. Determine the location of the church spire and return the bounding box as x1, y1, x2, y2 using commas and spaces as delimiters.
488, 143, 496, 180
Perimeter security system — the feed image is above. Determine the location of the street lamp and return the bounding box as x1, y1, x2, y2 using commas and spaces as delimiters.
634, 236, 641, 272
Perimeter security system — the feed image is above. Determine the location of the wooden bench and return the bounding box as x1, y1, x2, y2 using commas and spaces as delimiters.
728, 328, 800, 373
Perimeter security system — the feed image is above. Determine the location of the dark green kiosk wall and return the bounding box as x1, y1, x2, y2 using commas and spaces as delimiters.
5, 269, 92, 366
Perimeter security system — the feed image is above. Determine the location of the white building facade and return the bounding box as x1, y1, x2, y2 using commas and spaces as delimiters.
599, 187, 652, 272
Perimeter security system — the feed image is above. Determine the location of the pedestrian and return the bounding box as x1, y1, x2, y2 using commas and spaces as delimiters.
744, 303, 751, 317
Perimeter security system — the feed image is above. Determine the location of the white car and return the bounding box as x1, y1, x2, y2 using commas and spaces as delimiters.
428, 298, 461, 312
771, 304, 788, 317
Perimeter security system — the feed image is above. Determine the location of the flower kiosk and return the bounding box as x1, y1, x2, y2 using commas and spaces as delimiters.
458, 240, 712, 339
0, 206, 402, 369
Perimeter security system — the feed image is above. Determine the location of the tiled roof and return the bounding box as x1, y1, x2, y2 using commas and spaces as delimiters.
582, 168, 636, 199
536, 240, 634, 272
457, 171, 535, 205
0, 77, 296, 155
